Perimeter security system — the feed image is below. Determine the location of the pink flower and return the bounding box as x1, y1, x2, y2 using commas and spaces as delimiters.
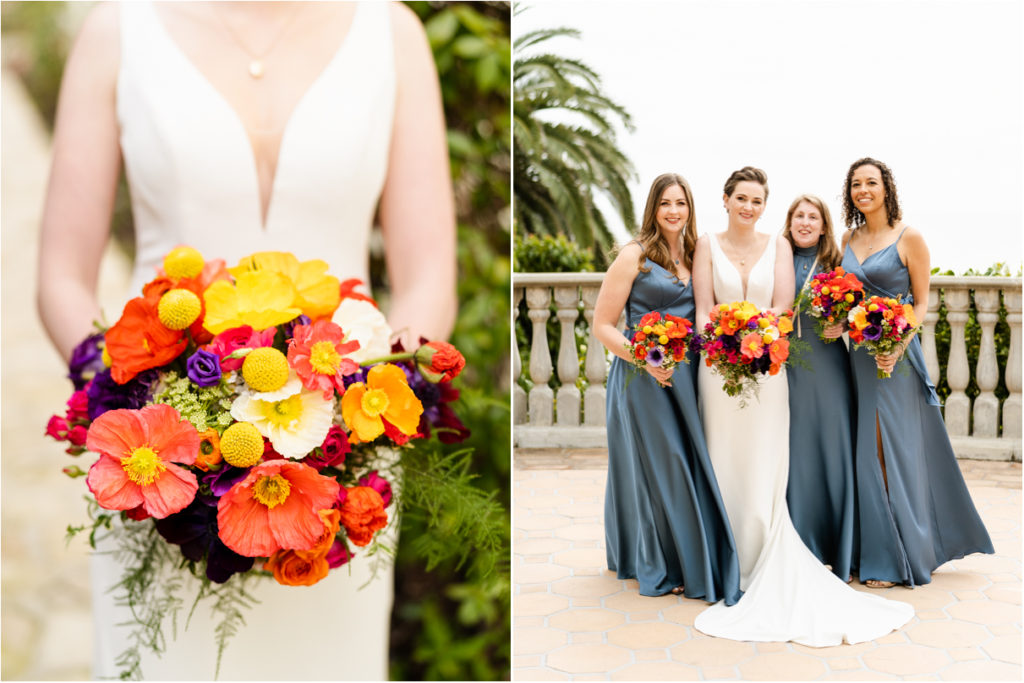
206, 326, 276, 372
66, 425, 89, 446
46, 415, 69, 440
287, 320, 360, 399
303, 426, 350, 471
66, 390, 90, 422
326, 539, 354, 568
358, 470, 393, 508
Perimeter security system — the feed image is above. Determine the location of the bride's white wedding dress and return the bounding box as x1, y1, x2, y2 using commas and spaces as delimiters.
694, 233, 913, 646
92, 2, 397, 679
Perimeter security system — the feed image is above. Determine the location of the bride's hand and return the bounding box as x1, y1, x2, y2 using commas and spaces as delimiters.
645, 364, 673, 388
822, 322, 845, 339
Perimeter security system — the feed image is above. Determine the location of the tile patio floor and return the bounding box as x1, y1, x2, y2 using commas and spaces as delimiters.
513, 449, 1022, 681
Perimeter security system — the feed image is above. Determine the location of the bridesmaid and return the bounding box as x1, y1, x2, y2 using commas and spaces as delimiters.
839, 157, 994, 587
782, 195, 857, 583
593, 173, 741, 602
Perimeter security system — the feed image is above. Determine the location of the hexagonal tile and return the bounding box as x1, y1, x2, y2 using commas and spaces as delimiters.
518, 515, 572, 531
938, 660, 1022, 680
515, 563, 572, 585
927, 570, 989, 591
907, 620, 990, 648
792, 642, 876, 658
606, 622, 690, 649
945, 599, 1020, 625
983, 635, 1023, 665
670, 637, 756, 665
516, 538, 572, 556
551, 548, 606, 569
738, 651, 827, 680
610, 662, 700, 680
514, 627, 568, 655
826, 657, 862, 670
548, 609, 625, 632
570, 632, 603, 645
520, 495, 565, 509
603, 590, 677, 613
511, 667, 569, 681
558, 503, 603, 519
884, 588, 953, 610
947, 646, 985, 662
660, 601, 706, 626
984, 585, 1022, 604
546, 644, 632, 674
514, 593, 569, 617
950, 554, 1019, 574
823, 671, 898, 680
554, 523, 605, 542
551, 576, 623, 599
862, 644, 949, 676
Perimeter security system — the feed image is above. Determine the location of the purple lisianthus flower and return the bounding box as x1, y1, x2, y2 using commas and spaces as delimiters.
186, 349, 222, 387
203, 465, 252, 497
646, 346, 665, 367
747, 319, 759, 329
342, 367, 370, 390
86, 368, 158, 420
154, 496, 254, 583
863, 325, 883, 341
359, 470, 393, 508
281, 315, 311, 341
68, 333, 107, 390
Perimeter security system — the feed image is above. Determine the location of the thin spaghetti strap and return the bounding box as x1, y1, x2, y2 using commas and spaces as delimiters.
895, 225, 909, 242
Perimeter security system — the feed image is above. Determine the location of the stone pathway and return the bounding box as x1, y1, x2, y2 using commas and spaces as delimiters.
1, 69, 131, 680
513, 449, 1022, 681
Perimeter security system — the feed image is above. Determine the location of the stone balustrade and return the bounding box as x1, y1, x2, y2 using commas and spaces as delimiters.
514, 273, 1022, 461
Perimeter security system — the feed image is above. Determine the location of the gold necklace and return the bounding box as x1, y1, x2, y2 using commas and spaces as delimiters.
723, 234, 757, 266
214, 4, 303, 79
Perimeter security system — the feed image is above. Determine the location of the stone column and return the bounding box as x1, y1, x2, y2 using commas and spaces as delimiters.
973, 287, 1001, 437
581, 285, 606, 426
1004, 288, 1022, 440
513, 287, 527, 425
922, 284, 941, 384
554, 286, 581, 426
943, 287, 971, 436
526, 286, 553, 426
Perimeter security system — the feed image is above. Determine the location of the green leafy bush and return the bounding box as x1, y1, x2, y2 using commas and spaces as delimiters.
514, 232, 595, 273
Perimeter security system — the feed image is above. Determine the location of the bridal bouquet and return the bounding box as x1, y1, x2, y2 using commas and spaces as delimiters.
798, 267, 865, 342
46, 247, 468, 675
847, 295, 919, 378
696, 301, 794, 401
625, 310, 693, 372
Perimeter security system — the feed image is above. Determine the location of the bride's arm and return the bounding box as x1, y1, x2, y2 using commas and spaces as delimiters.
771, 233, 795, 314
692, 235, 714, 328
36, 3, 122, 362
377, 4, 457, 345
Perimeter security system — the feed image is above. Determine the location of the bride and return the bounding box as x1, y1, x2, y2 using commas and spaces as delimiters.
691, 166, 912, 646
36, 2, 455, 679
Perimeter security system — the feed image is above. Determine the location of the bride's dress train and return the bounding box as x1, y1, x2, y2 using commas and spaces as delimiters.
694, 234, 913, 647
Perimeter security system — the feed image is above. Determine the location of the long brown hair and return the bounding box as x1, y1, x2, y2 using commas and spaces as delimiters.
782, 194, 843, 271
636, 173, 698, 273
841, 157, 902, 228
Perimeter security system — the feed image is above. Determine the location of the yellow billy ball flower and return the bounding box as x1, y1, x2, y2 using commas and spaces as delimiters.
101, 344, 112, 367
157, 289, 202, 330
845, 293, 855, 303
163, 246, 205, 280
868, 303, 879, 312
821, 286, 831, 295
665, 320, 675, 328
757, 317, 770, 328
242, 347, 290, 392
642, 325, 653, 334
220, 422, 264, 468
658, 335, 669, 345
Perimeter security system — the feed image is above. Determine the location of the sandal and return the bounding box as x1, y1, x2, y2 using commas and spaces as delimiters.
670, 586, 685, 595
864, 579, 896, 588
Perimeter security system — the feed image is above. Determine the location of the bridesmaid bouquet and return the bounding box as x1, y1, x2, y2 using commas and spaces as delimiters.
45, 247, 469, 676
798, 267, 865, 342
847, 295, 919, 378
625, 310, 693, 373
696, 301, 795, 402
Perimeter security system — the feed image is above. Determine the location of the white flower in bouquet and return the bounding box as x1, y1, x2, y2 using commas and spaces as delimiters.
332, 299, 393, 363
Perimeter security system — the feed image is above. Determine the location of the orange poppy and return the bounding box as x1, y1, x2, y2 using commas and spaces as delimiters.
105, 293, 188, 384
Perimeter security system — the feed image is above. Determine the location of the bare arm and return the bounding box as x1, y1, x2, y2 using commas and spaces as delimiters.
36, 3, 122, 362
377, 3, 457, 345
771, 233, 795, 313
692, 234, 714, 329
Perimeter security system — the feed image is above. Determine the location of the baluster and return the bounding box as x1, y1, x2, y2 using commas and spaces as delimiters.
581, 285, 606, 426
943, 288, 971, 436
922, 285, 941, 383
513, 287, 527, 425
1004, 288, 1022, 441
554, 286, 581, 426
526, 285, 554, 426
973, 287, 1001, 437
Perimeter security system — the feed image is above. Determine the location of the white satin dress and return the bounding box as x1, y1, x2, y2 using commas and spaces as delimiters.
694, 233, 913, 646
91, 3, 397, 679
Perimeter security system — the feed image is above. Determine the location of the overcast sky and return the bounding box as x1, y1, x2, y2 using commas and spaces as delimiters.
516, 0, 1023, 273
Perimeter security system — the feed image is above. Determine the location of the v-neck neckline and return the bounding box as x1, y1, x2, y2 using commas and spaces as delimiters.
848, 226, 905, 267
713, 232, 771, 301
146, 2, 363, 231
647, 259, 692, 290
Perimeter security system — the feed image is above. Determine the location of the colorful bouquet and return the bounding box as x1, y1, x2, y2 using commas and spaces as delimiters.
847, 295, 919, 378
798, 267, 865, 342
696, 300, 794, 401
624, 311, 693, 374
46, 247, 468, 674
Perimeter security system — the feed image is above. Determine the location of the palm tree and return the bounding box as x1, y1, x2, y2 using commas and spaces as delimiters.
514, 16, 637, 268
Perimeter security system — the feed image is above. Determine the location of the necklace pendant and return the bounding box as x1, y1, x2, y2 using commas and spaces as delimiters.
249, 60, 265, 79
740, 259, 746, 266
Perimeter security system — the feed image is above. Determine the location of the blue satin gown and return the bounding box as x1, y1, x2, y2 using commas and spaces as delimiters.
786, 245, 857, 581
841, 229, 994, 586
605, 259, 742, 602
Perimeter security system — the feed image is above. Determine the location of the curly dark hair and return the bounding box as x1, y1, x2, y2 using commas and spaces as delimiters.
724, 166, 769, 200
841, 157, 901, 228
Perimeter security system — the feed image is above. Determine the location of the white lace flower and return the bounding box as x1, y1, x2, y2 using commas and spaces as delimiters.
332, 299, 393, 364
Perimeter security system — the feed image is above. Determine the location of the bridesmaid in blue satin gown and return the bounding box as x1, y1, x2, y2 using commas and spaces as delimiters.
839, 158, 993, 588
782, 194, 857, 582
593, 173, 741, 602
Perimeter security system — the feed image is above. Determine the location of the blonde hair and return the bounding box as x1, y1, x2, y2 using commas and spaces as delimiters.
782, 194, 843, 271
